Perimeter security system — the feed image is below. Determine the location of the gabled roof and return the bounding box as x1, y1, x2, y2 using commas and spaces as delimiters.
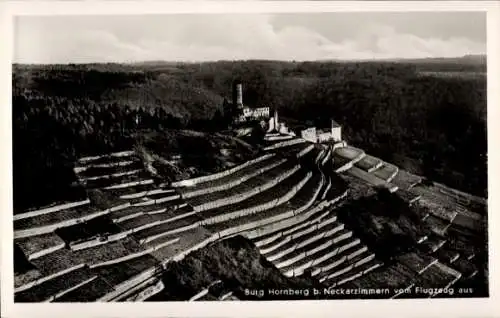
331, 120, 341, 128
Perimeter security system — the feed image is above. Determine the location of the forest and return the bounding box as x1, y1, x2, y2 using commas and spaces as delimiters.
12, 58, 487, 212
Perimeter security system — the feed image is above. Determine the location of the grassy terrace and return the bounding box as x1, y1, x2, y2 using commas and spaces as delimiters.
372, 163, 398, 181
116, 209, 193, 232
14, 269, 41, 290
29, 248, 83, 277
288, 173, 322, 208
395, 252, 436, 274
345, 166, 395, 190
148, 228, 213, 262
142, 189, 177, 200
262, 136, 299, 147
323, 172, 349, 198
253, 209, 333, 246
258, 222, 319, 254
265, 217, 337, 256
187, 161, 295, 205
131, 213, 202, 242
15, 267, 95, 302
274, 142, 311, 157
103, 182, 158, 197
55, 216, 122, 244
451, 258, 478, 278
395, 189, 421, 204
339, 174, 376, 200
444, 230, 478, 259
322, 251, 375, 287
14, 204, 101, 231
108, 200, 182, 221
412, 184, 462, 207
204, 204, 291, 234
263, 223, 347, 261
414, 263, 458, 288
14, 244, 42, 287
447, 222, 479, 239
332, 154, 352, 170
299, 146, 324, 165
343, 264, 413, 295
177, 155, 283, 194
416, 184, 487, 218
453, 213, 484, 232
391, 169, 422, 190
434, 246, 460, 264
30, 237, 144, 278
424, 215, 451, 236
54, 277, 115, 302
84, 170, 152, 189
355, 155, 382, 172
334, 146, 364, 160
77, 153, 139, 166
15, 232, 65, 257
91, 254, 159, 288
277, 233, 357, 274
419, 234, 446, 253
77, 160, 144, 178
309, 237, 363, 275
198, 168, 308, 219
271, 236, 334, 267
186, 160, 295, 206
418, 198, 457, 222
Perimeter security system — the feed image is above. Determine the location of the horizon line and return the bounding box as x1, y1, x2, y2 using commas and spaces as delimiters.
12, 54, 487, 66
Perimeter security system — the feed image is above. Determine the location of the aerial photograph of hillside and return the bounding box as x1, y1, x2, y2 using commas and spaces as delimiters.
11, 11, 488, 302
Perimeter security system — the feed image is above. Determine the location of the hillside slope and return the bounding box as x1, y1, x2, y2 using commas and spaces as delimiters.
13, 60, 487, 213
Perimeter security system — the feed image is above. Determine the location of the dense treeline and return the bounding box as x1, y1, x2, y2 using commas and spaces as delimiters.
12, 58, 487, 211
149, 236, 319, 301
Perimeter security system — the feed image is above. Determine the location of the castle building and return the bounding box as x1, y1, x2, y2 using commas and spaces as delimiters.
228, 81, 270, 124
301, 120, 342, 143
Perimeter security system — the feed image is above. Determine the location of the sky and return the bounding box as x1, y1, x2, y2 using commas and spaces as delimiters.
14, 12, 486, 63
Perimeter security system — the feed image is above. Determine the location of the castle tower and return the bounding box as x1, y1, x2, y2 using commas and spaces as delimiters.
232, 81, 244, 109
331, 119, 342, 142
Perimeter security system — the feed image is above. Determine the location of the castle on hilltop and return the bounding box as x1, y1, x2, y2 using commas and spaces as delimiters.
224, 80, 342, 144
223, 81, 270, 124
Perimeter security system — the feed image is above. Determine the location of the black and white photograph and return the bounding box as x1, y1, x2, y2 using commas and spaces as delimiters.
2, 1, 498, 315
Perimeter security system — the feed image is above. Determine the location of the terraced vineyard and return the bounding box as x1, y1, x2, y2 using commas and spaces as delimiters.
13, 134, 488, 301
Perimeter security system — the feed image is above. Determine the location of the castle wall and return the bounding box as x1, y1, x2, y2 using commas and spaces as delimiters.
301, 128, 317, 143
317, 132, 332, 143
332, 126, 342, 142
243, 107, 270, 119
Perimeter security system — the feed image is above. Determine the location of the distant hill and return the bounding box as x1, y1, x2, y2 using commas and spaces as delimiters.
392, 54, 486, 65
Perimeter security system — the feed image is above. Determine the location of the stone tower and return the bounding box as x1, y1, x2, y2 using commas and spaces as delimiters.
232, 81, 244, 110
